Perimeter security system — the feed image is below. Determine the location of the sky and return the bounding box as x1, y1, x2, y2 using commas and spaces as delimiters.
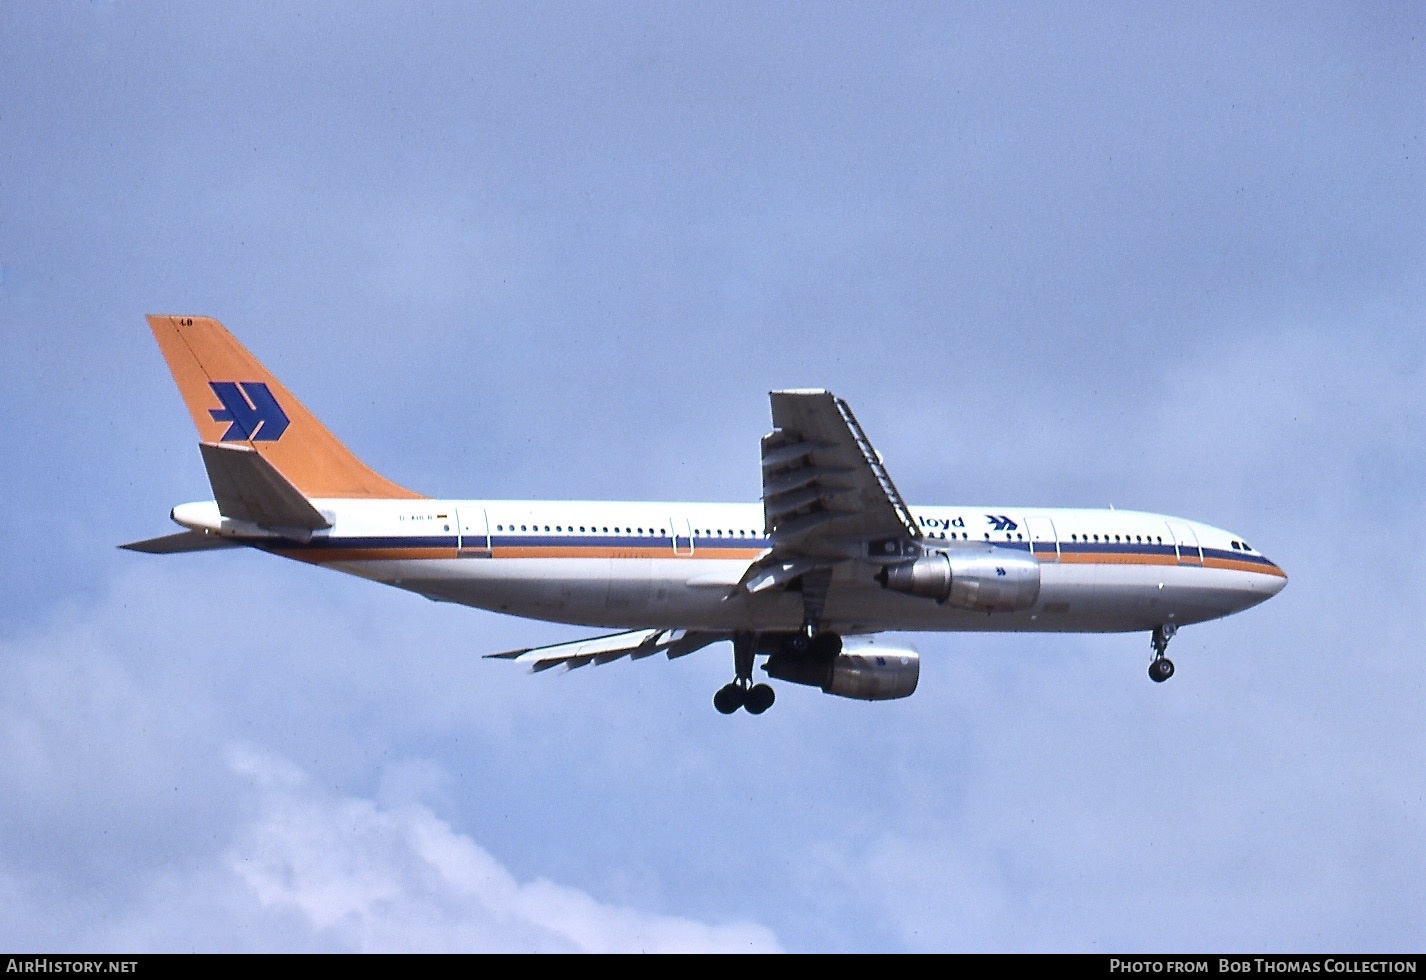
1, 1, 1423, 953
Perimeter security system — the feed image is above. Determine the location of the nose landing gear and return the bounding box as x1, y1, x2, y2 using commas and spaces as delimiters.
1148, 623, 1177, 683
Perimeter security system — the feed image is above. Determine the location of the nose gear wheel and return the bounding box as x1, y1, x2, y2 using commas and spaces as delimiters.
1148, 623, 1177, 683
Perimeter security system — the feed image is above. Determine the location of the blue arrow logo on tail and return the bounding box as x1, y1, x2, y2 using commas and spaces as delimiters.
208, 381, 290, 442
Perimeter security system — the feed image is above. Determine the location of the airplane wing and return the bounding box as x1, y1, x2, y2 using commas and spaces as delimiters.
743, 390, 922, 591
484, 628, 728, 672
490, 390, 918, 673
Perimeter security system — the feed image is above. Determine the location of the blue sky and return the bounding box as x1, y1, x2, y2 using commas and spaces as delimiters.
1, 2, 1423, 952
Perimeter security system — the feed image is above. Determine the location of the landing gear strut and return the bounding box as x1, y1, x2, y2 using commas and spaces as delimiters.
1148, 624, 1177, 683
787, 567, 842, 660
714, 632, 776, 715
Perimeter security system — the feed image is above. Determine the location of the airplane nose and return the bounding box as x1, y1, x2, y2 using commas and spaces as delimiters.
1220, 558, 1286, 616
1266, 560, 1288, 595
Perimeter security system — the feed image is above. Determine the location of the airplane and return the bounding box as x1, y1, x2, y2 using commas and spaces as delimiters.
123, 315, 1287, 715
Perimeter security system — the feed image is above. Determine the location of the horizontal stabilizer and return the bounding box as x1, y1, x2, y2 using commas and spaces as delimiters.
199, 441, 331, 533
119, 529, 240, 554
486, 628, 727, 672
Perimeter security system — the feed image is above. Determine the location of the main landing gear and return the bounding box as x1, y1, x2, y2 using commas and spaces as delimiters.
713, 627, 845, 715
1148, 623, 1177, 683
714, 632, 776, 715
716, 570, 844, 715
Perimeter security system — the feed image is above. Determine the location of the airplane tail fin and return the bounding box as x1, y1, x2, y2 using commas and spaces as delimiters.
146, 315, 423, 500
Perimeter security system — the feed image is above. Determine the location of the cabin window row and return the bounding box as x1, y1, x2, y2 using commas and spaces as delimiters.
917, 531, 1168, 544
492, 525, 760, 537
481, 526, 1227, 549
1067, 533, 1165, 544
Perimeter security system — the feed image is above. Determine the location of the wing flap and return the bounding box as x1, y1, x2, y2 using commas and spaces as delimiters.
760, 439, 822, 471
739, 557, 832, 594
486, 629, 727, 672
764, 483, 858, 520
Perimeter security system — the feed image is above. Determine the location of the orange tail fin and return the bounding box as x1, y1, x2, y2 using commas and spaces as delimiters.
147, 315, 423, 500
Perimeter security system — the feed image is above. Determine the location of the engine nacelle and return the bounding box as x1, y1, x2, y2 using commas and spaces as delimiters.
764, 637, 920, 701
877, 546, 1040, 612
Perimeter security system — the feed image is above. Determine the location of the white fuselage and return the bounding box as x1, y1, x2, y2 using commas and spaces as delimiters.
172, 498, 1287, 636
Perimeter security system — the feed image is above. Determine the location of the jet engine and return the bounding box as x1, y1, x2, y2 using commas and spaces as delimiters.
764, 636, 920, 701
876, 546, 1040, 612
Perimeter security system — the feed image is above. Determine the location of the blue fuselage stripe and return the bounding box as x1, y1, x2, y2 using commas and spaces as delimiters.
241, 532, 1279, 570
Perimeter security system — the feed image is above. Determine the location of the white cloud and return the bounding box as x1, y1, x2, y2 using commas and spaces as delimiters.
0, 568, 781, 953
224, 747, 781, 953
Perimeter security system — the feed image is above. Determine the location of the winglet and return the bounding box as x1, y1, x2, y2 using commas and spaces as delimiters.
147, 315, 422, 500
